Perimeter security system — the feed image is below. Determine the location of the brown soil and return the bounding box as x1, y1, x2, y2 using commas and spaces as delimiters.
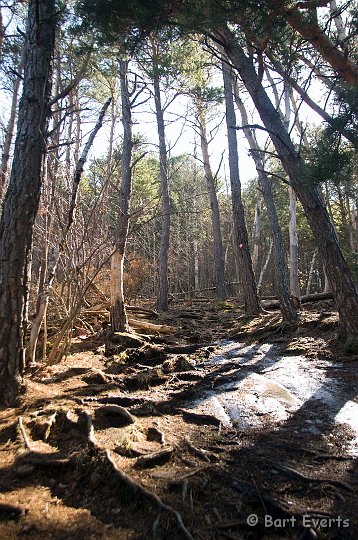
0, 300, 357, 539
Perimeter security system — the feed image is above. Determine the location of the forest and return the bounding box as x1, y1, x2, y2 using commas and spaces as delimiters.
0, 0, 358, 538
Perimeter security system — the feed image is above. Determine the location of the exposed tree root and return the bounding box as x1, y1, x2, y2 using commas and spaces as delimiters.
20, 452, 71, 467
96, 404, 135, 425
273, 464, 353, 492
168, 466, 211, 486
81, 409, 97, 446
0, 502, 26, 522
135, 447, 174, 468
105, 450, 194, 540
77, 408, 194, 539
184, 436, 212, 462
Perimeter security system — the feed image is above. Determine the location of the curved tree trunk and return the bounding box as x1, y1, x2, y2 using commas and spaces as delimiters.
222, 60, 260, 316
220, 25, 358, 339
197, 107, 227, 300
0, 0, 56, 406
110, 59, 132, 331
151, 40, 170, 312
233, 82, 297, 323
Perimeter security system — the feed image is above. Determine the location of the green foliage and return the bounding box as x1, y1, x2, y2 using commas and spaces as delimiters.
307, 130, 354, 187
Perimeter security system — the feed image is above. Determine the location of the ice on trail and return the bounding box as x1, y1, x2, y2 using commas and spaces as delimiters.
188, 341, 358, 454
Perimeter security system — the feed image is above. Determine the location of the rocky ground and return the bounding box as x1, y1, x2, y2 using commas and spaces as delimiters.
0, 299, 357, 539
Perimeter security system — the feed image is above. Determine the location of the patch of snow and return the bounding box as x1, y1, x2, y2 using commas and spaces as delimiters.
187, 341, 358, 455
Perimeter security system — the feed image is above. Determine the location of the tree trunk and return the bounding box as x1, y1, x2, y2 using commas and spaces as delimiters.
355, 200, 358, 252
257, 241, 273, 293
197, 106, 227, 300
233, 81, 297, 323
279, 3, 358, 86
0, 5, 3, 59
251, 194, 261, 275
306, 248, 317, 295
110, 59, 132, 331
151, 40, 170, 312
283, 82, 300, 305
289, 186, 300, 303
330, 1, 347, 43
0, 0, 56, 406
192, 150, 200, 292
0, 52, 24, 198
222, 60, 260, 316
220, 25, 358, 339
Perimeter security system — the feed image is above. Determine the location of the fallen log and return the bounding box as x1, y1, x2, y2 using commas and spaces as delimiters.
261, 291, 334, 310
128, 318, 177, 334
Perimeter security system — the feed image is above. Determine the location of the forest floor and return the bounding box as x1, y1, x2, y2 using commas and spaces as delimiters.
0, 299, 358, 540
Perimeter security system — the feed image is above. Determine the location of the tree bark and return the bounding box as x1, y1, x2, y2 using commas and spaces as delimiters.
222, 60, 260, 316
197, 106, 227, 300
0, 0, 56, 405
220, 25, 358, 339
110, 59, 133, 331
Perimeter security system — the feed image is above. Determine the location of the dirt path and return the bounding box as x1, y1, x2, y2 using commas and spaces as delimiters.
0, 305, 357, 539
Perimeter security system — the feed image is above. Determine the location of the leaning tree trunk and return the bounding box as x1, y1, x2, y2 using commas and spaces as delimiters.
0, 0, 56, 406
220, 25, 358, 340
152, 41, 170, 312
110, 59, 133, 331
276, 3, 358, 86
233, 82, 297, 323
197, 106, 227, 300
222, 60, 260, 316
